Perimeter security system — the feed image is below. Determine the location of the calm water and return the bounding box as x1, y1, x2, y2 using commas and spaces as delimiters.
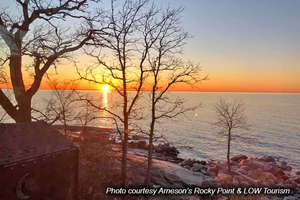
3, 91, 300, 171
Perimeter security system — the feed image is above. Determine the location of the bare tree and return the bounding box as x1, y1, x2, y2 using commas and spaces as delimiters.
143, 7, 208, 187
77, 0, 158, 188
0, 0, 98, 122
212, 98, 251, 172
75, 94, 100, 141
32, 78, 78, 132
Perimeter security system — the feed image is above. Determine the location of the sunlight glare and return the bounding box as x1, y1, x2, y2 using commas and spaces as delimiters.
102, 84, 109, 92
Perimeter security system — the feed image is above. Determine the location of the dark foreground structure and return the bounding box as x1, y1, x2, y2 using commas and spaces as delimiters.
0, 122, 79, 200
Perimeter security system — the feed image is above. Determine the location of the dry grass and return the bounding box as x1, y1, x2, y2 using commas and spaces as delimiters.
79, 143, 121, 200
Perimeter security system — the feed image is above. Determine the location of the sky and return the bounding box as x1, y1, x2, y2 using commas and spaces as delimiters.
1, 0, 299, 93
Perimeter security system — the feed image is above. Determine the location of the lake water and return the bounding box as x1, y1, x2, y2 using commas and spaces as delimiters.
2, 91, 300, 171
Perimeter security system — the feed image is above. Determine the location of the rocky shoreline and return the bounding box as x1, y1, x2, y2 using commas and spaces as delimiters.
125, 139, 300, 200
58, 126, 300, 200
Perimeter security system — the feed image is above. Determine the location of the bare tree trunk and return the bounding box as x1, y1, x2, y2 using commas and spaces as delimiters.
146, 93, 156, 188
227, 131, 231, 172
9, 55, 32, 122
122, 116, 129, 188
145, 127, 154, 187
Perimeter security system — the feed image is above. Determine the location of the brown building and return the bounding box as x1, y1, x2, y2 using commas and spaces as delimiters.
0, 122, 79, 200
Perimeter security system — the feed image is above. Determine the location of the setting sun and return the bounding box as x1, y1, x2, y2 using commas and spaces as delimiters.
102, 84, 109, 92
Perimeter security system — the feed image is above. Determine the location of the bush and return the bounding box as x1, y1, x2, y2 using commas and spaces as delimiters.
79, 143, 121, 199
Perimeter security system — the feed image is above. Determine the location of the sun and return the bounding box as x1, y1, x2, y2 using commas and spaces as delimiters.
102, 84, 109, 92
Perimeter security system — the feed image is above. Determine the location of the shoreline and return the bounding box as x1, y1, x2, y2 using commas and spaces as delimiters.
57, 125, 300, 199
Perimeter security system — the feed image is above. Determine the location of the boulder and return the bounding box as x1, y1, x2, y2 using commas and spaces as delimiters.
263, 163, 280, 175
201, 178, 215, 188
184, 165, 191, 170
231, 155, 248, 162
191, 163, 206, 172
247, 171, 259, 180
154, 146, 161, 153
260, 197, 270, 200
266, 179, 275, 186
265, 172, 277, 181
294, 177, 300, 184
207, 166, 219, 174
240, 165, 250, 171
280, 161, 288, 170
249, 160, 265, 169
239, 159, 250, 166
283, 197, 298, 200
149, 157, 205, 188
199, 160, 207, 165
286, 166, 292, 171
233, 175, 245, 182
232, 179, 239, 188
218, 173, 233, 182
259, 156, 276, 163
240, 181, 250, 188
275, 182, 287, 188
180, 158, 194, 167
235, 169, 247, 175
208, 172, 217, 177
137, 141, 147, 149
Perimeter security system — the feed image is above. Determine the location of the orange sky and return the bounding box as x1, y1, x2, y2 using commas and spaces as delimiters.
1, 1, 300, 93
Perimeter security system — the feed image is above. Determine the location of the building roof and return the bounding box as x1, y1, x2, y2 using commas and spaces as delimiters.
0, 122, 76, 167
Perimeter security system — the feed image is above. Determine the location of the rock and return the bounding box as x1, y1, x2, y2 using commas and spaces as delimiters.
239, 159, 250, 166
275, 182, 287, 188
132, 135, 140, 140
232, 179, 239, 188
283, 196, 298, 200
240, 181, 250, 188
249, 160, 265, 169
215, 181, 222, 188
235, 168, 247, 175
199, 160, 207, 165
280, 161, 288, 170
231, 161, 239, 166
294, 177, 300, 184
261, 181, 270, 187
180, 158, 194, 167
137, 141, 147, 149
266, 179, 275, 186
184, 165, 191, 170
292, 181, 298, 188
191, 163, 205, 172
154, 146, 161, 153
260, 197, 270, 200
207, 167, 219, 175
218, 174, 232, 187
233, 175, 245, 182
265, 172, 277, 181
240, 165, 250, 171
277, 169, 286, 177
149, 157, 205, 188
218, 173, 233, 182
218, 168, 230, 175
296, 171, 300, 176
208, 172, 217, 177
263, 163, 280, 175
259, 156, 276, 163
286, 166, 292, 171
200, 169, 208, 175
231, 155, 248, 162
247, 171, 259, 180
201, 178, 215, 187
